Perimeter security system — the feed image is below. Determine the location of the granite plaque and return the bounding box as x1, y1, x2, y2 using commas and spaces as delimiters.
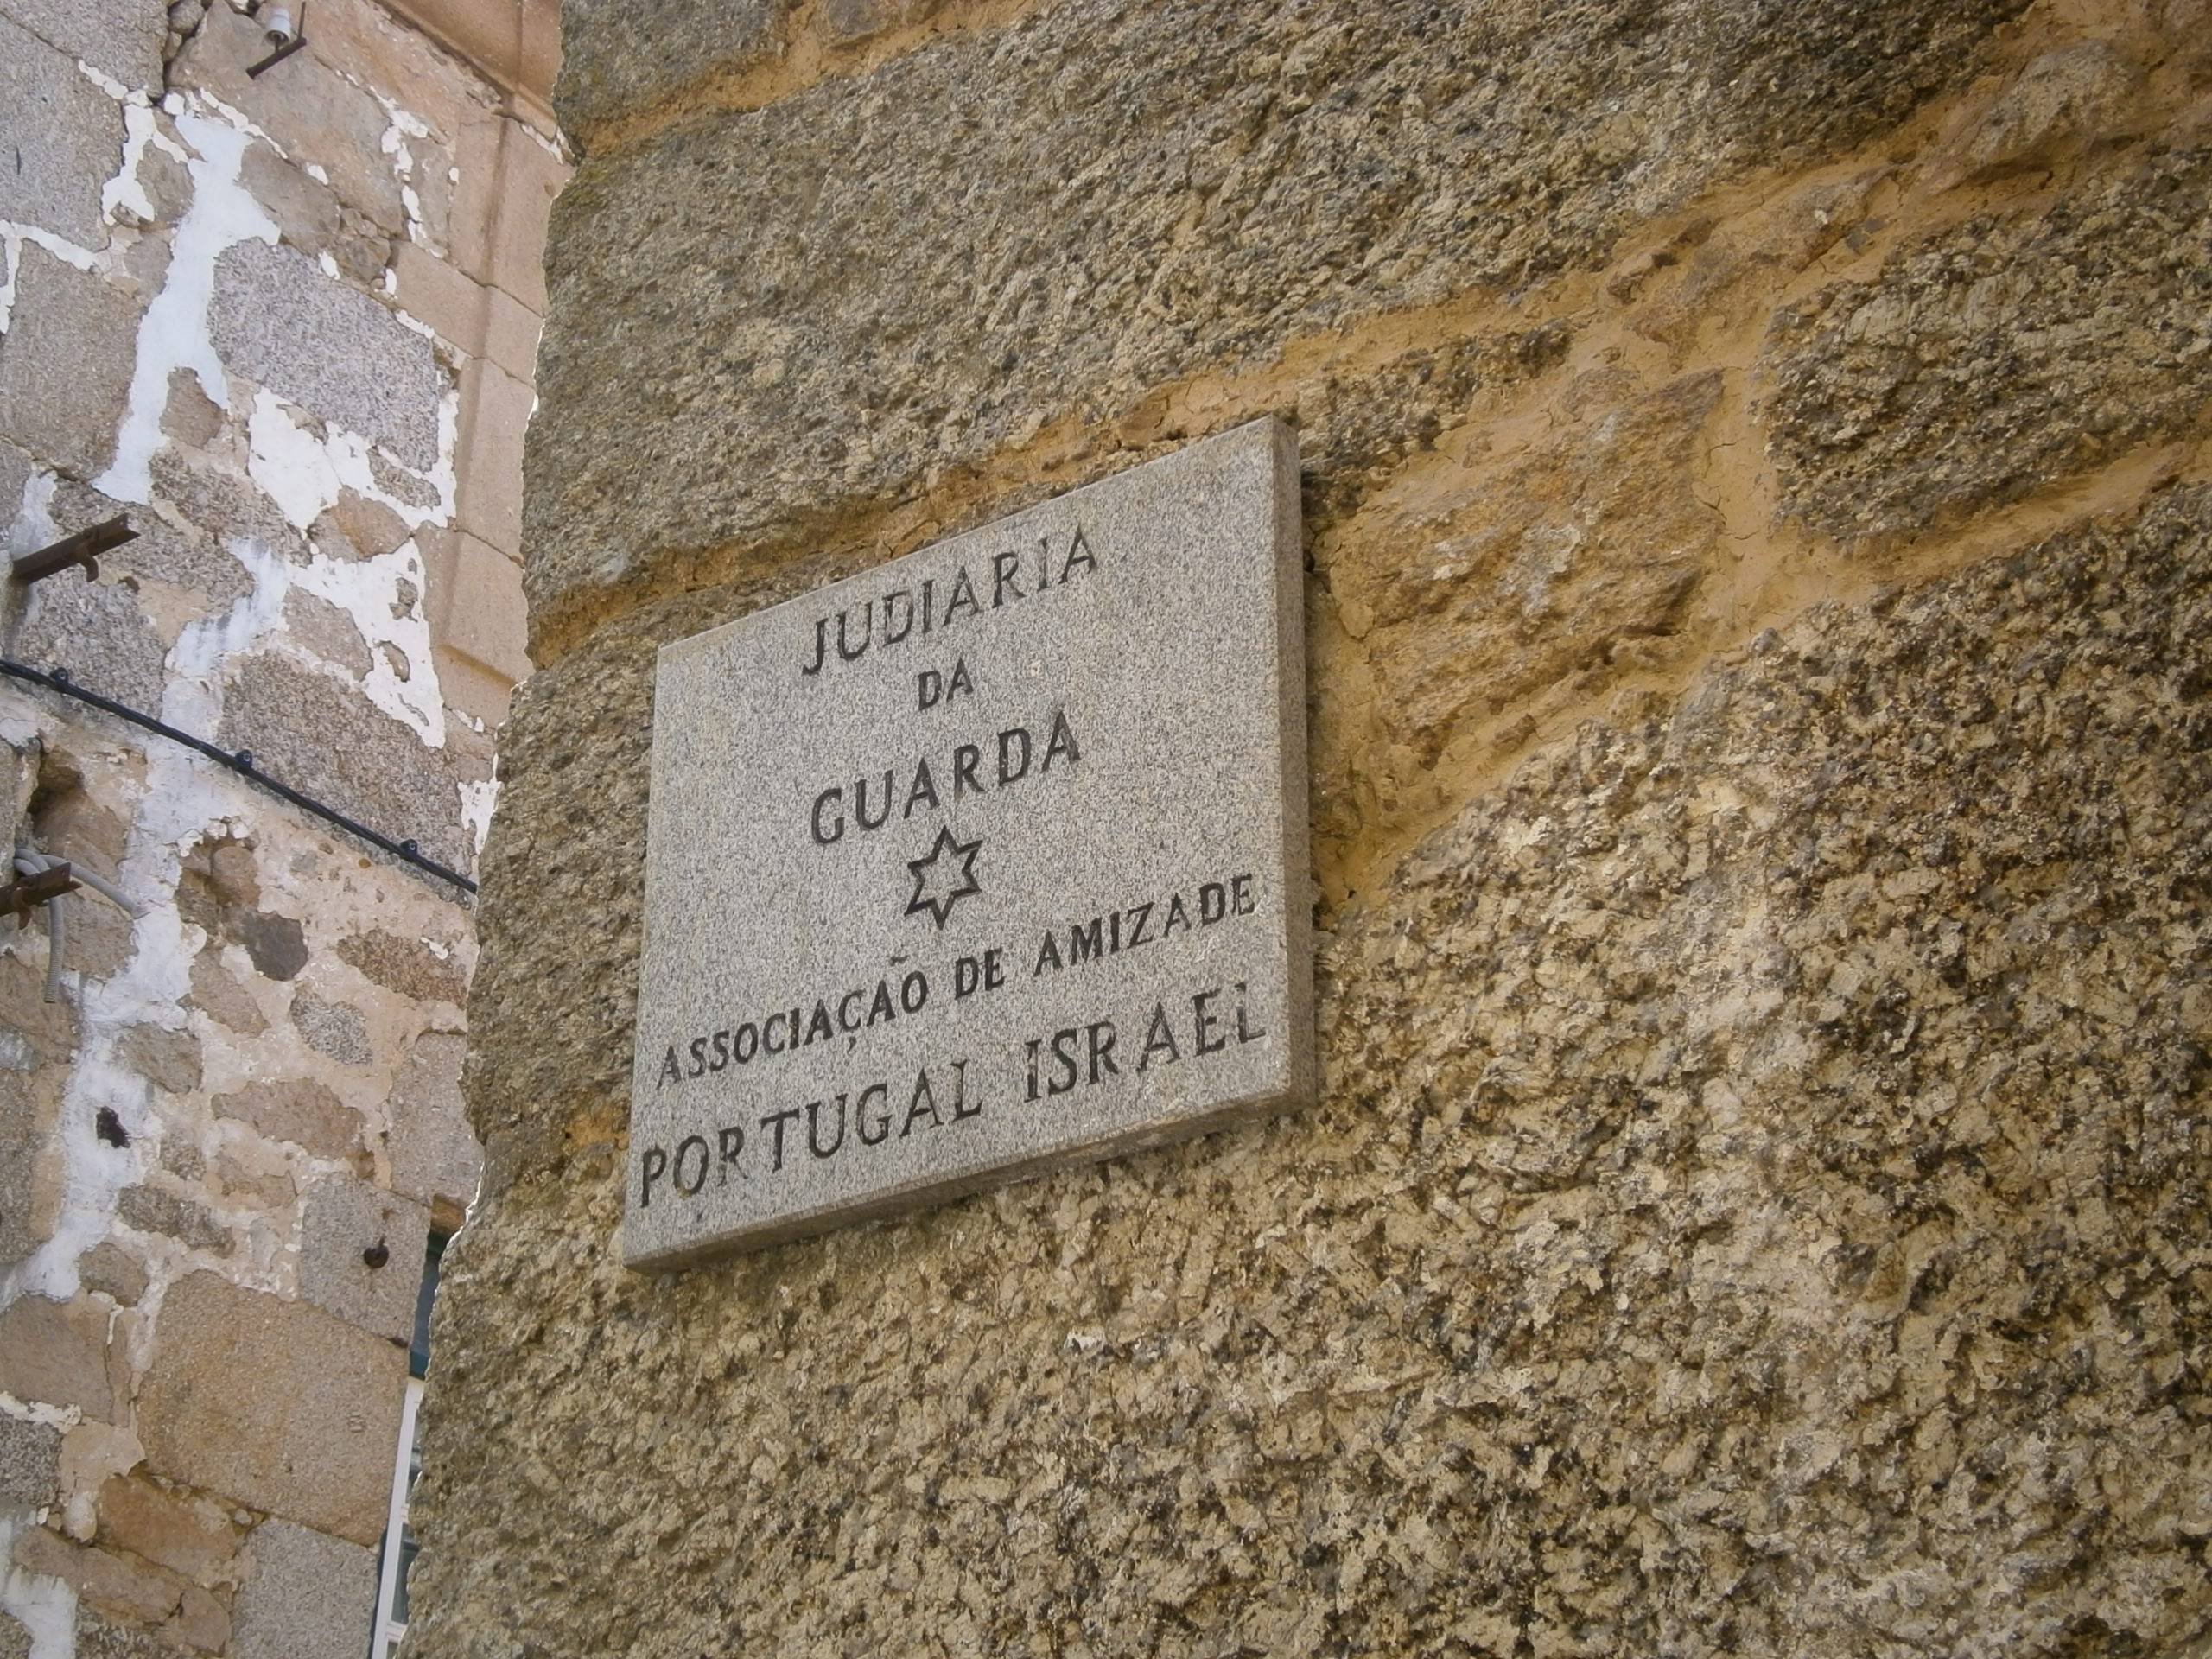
626, 418, 1311, 1267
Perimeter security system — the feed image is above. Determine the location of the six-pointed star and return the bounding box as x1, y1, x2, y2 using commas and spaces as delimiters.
906, 824, 984, 928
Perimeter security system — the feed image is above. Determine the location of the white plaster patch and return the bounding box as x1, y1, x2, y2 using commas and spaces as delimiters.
246, 391, 343, 530
290, 539, 447, 745
101, 100, 173, 227
92, 103, 279, 505
458, 777, 498, 853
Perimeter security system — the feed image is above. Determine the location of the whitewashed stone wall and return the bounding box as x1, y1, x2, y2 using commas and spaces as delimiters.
0, 3, 560, 1654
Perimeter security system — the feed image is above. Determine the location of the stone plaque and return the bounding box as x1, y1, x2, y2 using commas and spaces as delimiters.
626, 418, 1311, 1266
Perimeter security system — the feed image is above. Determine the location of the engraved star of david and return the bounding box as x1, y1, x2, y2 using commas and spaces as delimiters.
905, 824, 984, 930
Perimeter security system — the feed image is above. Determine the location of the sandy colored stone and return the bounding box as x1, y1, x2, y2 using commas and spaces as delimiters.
10, 1529, 188, 1626
97, 1474, 243, 1586
240, 139, 344, 262
334, 930, 468, 1005
411, 472, 2212, 1653
1924, 40, 2150, 191
188, 950, 269, 1034
281, 589, 374, 681
211, 1077, 362, 1161
1327, 371, 1724, 769
556, 0, 793, 143
0, 1294, 115, 1420
138, 1273, 407, 1546
527, 0, 2028, 650
78, 1240, 149, 1305
388, 1031, 482, 1210
117, 1026, 202, 1097
312, 489, 414, 564
1761, 145, 2212, 543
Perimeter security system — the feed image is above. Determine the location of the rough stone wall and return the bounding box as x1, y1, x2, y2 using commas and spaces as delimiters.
414, 0, 2212, 1653
0, 2, 562, 1655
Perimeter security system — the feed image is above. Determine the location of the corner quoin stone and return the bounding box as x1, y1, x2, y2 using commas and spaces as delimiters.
627, 418, 1312, 1265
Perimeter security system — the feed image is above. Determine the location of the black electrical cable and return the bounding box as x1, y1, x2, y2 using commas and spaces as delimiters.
0, 658, 477, 895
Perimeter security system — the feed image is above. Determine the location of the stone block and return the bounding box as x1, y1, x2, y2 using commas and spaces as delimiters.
116, 1026, 201, 1096
311, 489, 413, 563
525, 0, 2031, 645
298, 1176, 429, 1342
188, 950, 269, 1035
0, 1071, 49, 1269
1762, 146, 2212, 543
116, 1185, 230, 1255
0, 1293, 115, 1420
97, 1474, 242, 1585
0, 0, 164, 90
217, 651, 474, 874
240, 139, 344, 262
10, 1529, 186, 1625
0, 1414, 61, 1510
393, 241, 486, 356
1331, 371, 1724, 769
0, 249, 143, 480
207, 239, 446, 472
388, 1030, 480, 1210
431, 644, 514, 729
77, 1240, 149, 1305
0, 1611, 24, 1659
232, 1519, 376, 1659
48, 474, 257, 614
819, 0, 942, 46
481, 285, 544, 382
0, 15, 126, 245
556, 0, 794, 144
211, 1077, 361, 1161
290, 995, 373, 1067
454, 359, 532, 556
75, 1609, 179, 1659
138, 1273, 407, 1545
430, 529, 531, 683
282, 588, 373, 680
334, 931, 467, 1005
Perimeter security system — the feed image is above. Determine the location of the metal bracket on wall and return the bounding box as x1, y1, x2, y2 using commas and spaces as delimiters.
11, 518, 136, 586
246, 0, 308, 77
1, 863, 78, 926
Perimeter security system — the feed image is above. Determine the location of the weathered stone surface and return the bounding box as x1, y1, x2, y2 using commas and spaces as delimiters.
334, 930, 467, 1005
188, 950, 268, 1034
175, 6, 408, 234
211, 1077, 361, 1161
217, 653, 472, 874
556, 0, 792, 140
232, 1520, 377, 1659
1762, 146, 2212, 543
138, 1273, 407, 1546
240, 139, 344, 263
0, 1072, 46, 1269
291, 995, 373, 1067
387, 1032, 480, 1210
46, 476, 254, 611
1328, 370, 1723, 769
116, 1026, 201, 1096
117, 1185, 229, 1255
0, 1611, 24, 1659
281, 589, 373, 680
299, 1176, 430, 1340
411, 481, 2212, 1653
0, 250, 143, 480
529, 0, 2029, 647
819, 0, 943, 47
77, 1240, 148, 1304
14, 576, 168, 715
73, 1611, 175, 1659
10, 1529, 188, 1627
0, 1294, 115, 1419
207, 240, 445, 471
0, 1414, 61, 1510
97, 1474, 242, 1586
0, 16, 126, 245
0, 0, 165, 90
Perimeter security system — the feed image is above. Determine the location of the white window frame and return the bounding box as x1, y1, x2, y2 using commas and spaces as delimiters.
371, 1376, 425, 1659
